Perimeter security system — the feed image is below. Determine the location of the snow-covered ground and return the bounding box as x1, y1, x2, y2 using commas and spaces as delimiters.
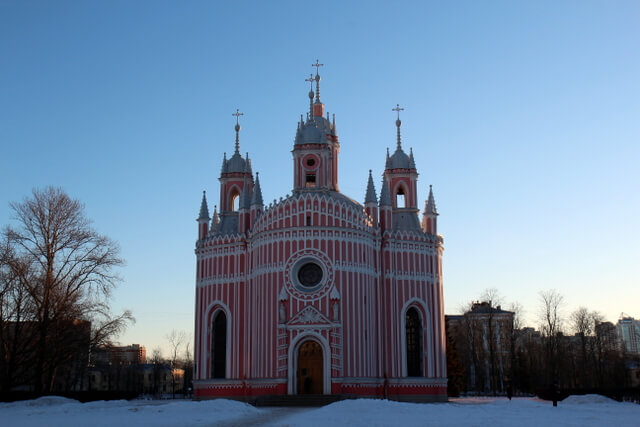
1, 394, 638, 427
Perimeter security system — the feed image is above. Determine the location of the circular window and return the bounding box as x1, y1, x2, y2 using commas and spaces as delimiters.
306, 158, 316, 167
297, 262, 323, 287
284, 251, 333, 300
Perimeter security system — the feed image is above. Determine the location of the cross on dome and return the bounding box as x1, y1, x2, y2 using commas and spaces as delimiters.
305, 74, 315, 116
392, 104, 405, 149
392, 104, 404, 120
312, 59, 324, 102
232, 109, 244, 153
312, 59, 324, 75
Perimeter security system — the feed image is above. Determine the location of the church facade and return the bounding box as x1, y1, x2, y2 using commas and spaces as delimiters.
193, 66, 447, 401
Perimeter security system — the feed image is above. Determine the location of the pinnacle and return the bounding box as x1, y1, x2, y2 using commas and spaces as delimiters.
365, 170, 378, 204
251, 172, 264, 207
379, 179, 392, 207
198, 191, 210, 220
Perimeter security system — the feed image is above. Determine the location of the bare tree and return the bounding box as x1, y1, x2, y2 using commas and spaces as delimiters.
149, 347, 164, 395
3, 187, 132, 392
538, 289, 565, 387
480, 288, 503, 308
539, 289, 564, 338
508, 302, 524, 331
166, 330, 186, 397
182, 341, 194, 397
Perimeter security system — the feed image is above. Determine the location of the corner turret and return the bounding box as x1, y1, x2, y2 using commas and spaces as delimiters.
216, 110, 255, 236
364, 170, 379, 227
197, 191, 210, 240
422, 185, 439, 234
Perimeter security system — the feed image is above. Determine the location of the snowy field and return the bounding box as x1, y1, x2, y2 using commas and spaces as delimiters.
1, 394, 639, 427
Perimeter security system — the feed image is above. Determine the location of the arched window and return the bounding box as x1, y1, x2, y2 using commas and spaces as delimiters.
211, 311, 227, 378
230, 190, 240, 212
396, 186, 406, 208
406, 307, 423, 376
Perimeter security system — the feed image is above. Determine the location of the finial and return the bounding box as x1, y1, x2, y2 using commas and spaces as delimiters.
198, 190, 210, 220
392, 104, 404, 149
312, 59, 324, 102
232, 109, 244, 153
305, 74, 314, 117
365, 169, 378, 204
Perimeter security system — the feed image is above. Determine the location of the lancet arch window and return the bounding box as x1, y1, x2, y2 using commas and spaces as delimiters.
395, 184, 407, 208
211, 311, 227, 378
229, 188, 240, 212
405, 307, 423, 376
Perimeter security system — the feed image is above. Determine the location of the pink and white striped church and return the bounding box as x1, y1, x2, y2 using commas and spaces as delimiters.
194, 64, 447, 401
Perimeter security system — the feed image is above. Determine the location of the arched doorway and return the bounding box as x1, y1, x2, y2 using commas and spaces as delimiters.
406, 307, 423, 376
297, 340, 323, 394
211, 311, 226, 378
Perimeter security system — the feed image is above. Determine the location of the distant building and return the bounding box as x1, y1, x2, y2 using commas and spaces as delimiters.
90, 344, 147, 366
617, 317, 640, 355
88, 363, 184, 395
446, 302, 514, 393
595, 321, 619, 353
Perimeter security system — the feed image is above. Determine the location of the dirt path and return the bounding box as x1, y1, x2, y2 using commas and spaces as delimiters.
212, 406, 312, 427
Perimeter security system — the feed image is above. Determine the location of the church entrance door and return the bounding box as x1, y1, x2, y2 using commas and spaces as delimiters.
297, 340, 323, 394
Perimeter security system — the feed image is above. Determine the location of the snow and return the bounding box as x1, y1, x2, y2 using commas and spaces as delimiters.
1, 395, 638, 427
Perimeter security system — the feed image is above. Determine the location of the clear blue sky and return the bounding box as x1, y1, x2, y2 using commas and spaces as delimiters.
1, 1, 639, 355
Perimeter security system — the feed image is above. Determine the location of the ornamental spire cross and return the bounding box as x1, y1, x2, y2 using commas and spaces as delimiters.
312, 59, 324, 76
392, 104, 404, 120
232, 109, 244, 153
305, 74, 315, 116
392, 104, 404, 149
232, 109, 244, 125
312, 60, 324, 101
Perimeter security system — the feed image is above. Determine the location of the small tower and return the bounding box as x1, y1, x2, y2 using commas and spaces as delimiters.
292, 61, 340, 192
422, 185, 439, 234
238, 184, 252, 234
250, 172, 264, 225
379, 178, 392, 232
383, 105, 419, 212
209, 205, 219, 236
217, 110, 254, 235
197, 191, 210, 240
364, 170, 378, 227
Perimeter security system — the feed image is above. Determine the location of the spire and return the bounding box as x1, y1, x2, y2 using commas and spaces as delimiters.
211, 205, 220, 228
312, 59, 323, 102
409, 147, 416, 169
245, 152, 252, 174
239, 185, 251, 210
209, 205, 219, 234
425, 185, 438, 214
198, 191, 210, 220
221, 152, 228, 173
365, 170, 378, 204
392, 104, 404, 150
385, 148, 391, 169
251, 172, 264, 207
305, 74, 314, 119
379, 179, 392, 207
232, 109, 244, 154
